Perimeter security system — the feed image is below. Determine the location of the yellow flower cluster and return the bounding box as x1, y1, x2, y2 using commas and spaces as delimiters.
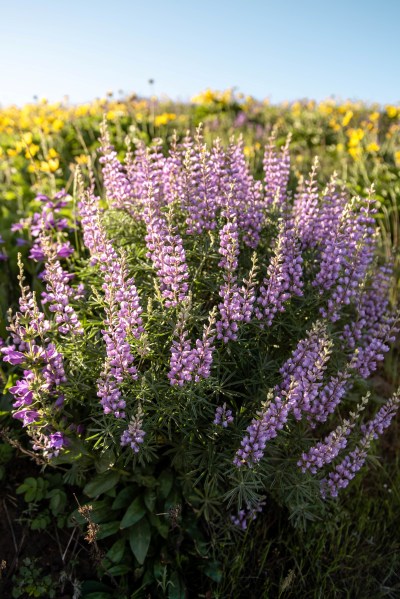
154, 113, 177, 127
191, 88, 235, 106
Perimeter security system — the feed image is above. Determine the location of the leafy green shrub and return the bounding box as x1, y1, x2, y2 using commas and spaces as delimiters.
1, 123, 399, 595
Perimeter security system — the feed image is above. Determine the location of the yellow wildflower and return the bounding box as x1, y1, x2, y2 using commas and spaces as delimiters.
25, 143, 40, 158
366, 142, 380, 153
48, 158, 59, 172
243, 146, 253, 158
342, 110, 353, 126
76, 154, 89, 165
22, 132, 33, 145
154, 113, 176, 127
347, 128, 364, 147
386, 105, 398, 119
47, 148, 59, 159
329, 118, 340, 132
348, 146, 362, 160
394, 151, 400, 167
318, 101, 334, 116
52, 118, 64, 132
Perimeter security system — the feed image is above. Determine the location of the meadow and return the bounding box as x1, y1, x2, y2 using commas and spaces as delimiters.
0, 89, 399, 598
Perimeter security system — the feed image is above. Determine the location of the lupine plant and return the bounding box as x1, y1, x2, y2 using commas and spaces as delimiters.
1, 122, 399, 594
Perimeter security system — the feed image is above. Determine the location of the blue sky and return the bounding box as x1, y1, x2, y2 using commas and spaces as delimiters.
1, 0, 399, 106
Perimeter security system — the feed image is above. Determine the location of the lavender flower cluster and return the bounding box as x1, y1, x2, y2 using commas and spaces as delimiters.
2, 124, 398, 496
79, 187, 143, 419
1, 257, 66, 455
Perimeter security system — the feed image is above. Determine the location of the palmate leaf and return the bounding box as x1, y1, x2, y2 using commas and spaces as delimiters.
129, 516, 151, 565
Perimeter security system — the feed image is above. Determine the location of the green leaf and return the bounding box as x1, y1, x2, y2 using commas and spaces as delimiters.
144, 488, 157, 512
80, 580, 113, 597
148, 513, 169, 539
96, 521, 120, 540
47, 489, 67, 516
129, 517, 151, 565
83, 471, 120, 498
203, 561, 223, 583
82, 593, 113, 599
111, 486, 136, 511
106, 538, 126, 563
158, 470, 173, 499
120, 497, 146, 529
168, 571, 186, 599
105, 564, 131, 576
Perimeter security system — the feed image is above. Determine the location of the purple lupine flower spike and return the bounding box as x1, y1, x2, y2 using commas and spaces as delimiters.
321, 388, 400, 498
168, 307, 216, 386
214, 403, 234, 427
293, 157, 320, 248
39, 232, 83, 336
79, 187, 143, 417
121, 407, 146, 452
263, 131, 291, 209
299, 395, 368, 473
99, 119, 136, 213
143, 187, 189, 308
255, 212, 303, 326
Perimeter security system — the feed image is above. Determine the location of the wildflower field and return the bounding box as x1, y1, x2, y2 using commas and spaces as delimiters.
0, 89, 399, 598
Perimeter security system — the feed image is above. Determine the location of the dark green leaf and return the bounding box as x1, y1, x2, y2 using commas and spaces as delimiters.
106, 538, 126, 563
158, 470, 173, 499
105, 564, 131, 576
168, 571, 186, 599
120, 497, 146, 529
83, 471, 120, 498
144, 488, 157, 512
203, 561, 223, 583
96, 521, 120, 540
129, 516, 151, 565
111, 486, 136, 511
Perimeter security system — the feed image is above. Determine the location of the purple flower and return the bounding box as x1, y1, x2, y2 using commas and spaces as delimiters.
121, 408, 146, 453
306, 370, 351, 426
29, 245, 45, 261
99, 119, 136, 213
168, 309, 216, 386
1, 345, 26, 365
255, 213, 303, 326
231, 499, 266, 530
222, 137, 263, 249
321, 388, 400, 498
13, 409, 40, 426
360, 390, 400, 440
263, 132, 291, 208
9, 374, 35, 407
48, 431, 65, 449
143, 201, 189, 308
298, 396, 367, 474
293, 157, 320, 247
213, 403, 234, 427
320, 436, 371, 499
79, 189, 143, 417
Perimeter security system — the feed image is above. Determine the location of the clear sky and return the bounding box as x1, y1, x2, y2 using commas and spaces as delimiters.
1, 0, 399, 107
